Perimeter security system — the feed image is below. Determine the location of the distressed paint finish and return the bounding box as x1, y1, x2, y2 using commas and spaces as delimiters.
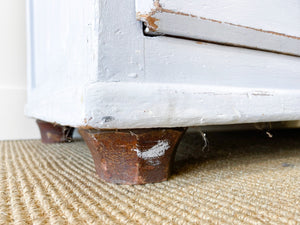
79, 128, 186, 184
36, 120, 74, 143
136, 0, 300, 56
132, 140, 170, 163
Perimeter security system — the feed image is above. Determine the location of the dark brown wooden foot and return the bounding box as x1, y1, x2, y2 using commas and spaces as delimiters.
36, 120, 74, 144
79, 128, 186, 185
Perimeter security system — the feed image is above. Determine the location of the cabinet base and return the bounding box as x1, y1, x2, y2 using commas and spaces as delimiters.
79, 128, 186, 185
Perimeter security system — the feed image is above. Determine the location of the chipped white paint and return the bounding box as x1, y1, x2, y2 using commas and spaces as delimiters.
132, 140, 170, 165
160, 0, 300, 37
137, 0, 300, 56
26, 0, 300, 129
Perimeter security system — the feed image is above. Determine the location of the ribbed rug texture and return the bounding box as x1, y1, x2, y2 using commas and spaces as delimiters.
0, 129, 300, 224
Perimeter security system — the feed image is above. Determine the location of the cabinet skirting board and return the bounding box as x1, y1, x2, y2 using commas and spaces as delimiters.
27, 82, 300, 130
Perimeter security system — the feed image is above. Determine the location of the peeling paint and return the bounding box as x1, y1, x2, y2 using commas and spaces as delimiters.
132, 140, 170, 163
137, 12, 160, 31
138, 0, 300, 41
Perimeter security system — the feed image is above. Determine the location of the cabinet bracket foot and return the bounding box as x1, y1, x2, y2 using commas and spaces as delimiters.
36, 120, 74, 144
79, 128, 186, 184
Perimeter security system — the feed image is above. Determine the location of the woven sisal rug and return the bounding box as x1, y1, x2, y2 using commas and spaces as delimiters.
0, 129, 300, 224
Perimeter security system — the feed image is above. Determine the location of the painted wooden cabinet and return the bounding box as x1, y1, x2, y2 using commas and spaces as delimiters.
26, 0, 300, 184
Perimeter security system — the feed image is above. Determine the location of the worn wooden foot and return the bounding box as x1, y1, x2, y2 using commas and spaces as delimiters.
79, 128, 186, 184
36, 120, 74, 144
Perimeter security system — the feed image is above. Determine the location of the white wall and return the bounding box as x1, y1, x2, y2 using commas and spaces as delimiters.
0, 0, 40, 140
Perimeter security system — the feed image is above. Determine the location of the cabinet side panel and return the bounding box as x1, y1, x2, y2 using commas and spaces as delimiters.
27, 0, 99, 91
26, 0, 99, 125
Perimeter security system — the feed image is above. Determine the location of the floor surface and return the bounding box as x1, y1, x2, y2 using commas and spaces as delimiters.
0, 129, 299, 224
